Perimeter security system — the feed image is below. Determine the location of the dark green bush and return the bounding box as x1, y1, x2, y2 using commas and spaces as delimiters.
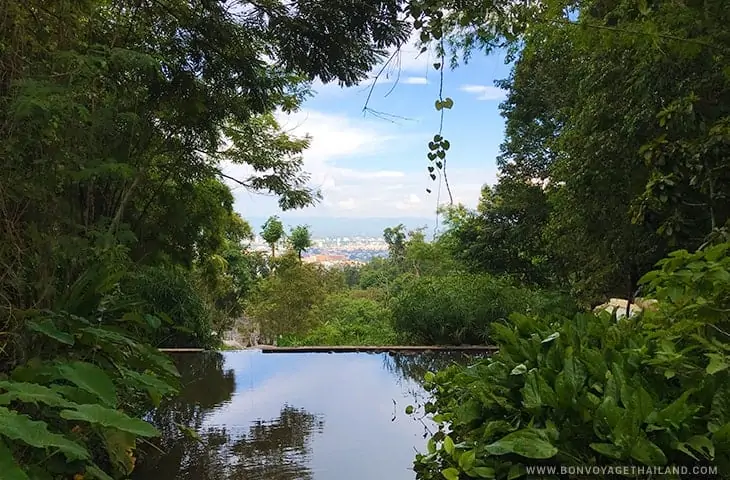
390, 273, 573, 345
280, 293, 397, 346
122, 266, 214, 348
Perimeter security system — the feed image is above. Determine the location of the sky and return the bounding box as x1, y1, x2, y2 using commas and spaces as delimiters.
224, 35, 512, 225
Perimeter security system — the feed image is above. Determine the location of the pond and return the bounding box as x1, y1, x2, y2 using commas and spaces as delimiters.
133, 350, 480, 480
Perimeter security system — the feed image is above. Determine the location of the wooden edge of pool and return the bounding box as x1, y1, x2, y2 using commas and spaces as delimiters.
258, 345, 498, 353
158, 346, 498, 353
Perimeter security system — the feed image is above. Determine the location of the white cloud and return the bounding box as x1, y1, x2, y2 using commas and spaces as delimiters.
225, 109, 496, 219
460, 84, 507, 101
403, 76, 429, 85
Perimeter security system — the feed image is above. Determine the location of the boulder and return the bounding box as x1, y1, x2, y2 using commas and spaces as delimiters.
593, 297, 658, 319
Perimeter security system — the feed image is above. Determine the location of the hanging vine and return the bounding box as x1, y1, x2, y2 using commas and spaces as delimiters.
409, 3, 454, 205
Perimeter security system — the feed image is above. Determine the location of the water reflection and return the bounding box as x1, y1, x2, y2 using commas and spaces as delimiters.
134, 350, 475, 480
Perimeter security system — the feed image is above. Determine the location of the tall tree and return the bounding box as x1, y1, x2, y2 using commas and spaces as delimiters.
261, 216, 285, 258
289, 225, 312, 260
383, 224, 407, 261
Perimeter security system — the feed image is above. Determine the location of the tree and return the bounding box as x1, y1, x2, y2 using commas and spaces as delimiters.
261, 216, 285, 259
383, 224, 407, 261
289, 225, 312, 260
407, 0, 730, 302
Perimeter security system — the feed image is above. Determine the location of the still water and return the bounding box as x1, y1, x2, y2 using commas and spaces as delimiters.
133, 350, 477, 480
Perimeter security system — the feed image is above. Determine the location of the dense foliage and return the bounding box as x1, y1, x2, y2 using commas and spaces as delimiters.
408, 0, 730, 304
409, 242, 730, 479
0, 0, 413, 476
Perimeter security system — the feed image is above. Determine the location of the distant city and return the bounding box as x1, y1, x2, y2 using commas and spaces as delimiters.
249, 236, 389, 266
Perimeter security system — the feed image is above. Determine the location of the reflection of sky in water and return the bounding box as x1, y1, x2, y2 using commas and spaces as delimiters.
209, 352, 432, 480
134, 351, 454, 480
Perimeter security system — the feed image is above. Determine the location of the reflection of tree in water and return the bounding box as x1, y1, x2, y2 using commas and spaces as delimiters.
381, 351, 484, 387
228, 405, 324, 480
134, 353, 324, 480
144, 352, 236, 441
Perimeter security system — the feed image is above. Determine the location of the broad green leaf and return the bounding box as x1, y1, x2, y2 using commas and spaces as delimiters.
443, 435, 455, 455
60, 404, 159, 437
628, 386, 654, 423
424, 371, 436, 383
0, 381, 74, 408
119, 368, 177, 405
441, 467, 459, 480
706, 354, 728, 375
485, 428, 558, 459
630, 436, 667, 466
58, 361, 117, 408
510, 364, 527, 375
405, 405, 414, 415
27, 318, 74, 345
85, 463, 114, 480
0, 407, 88, 460
507, 464, 526, 479
590, 442, 624, 459
685, 435, 714, 460
0, 439, 29, 480
459, 449, 475, 470
144, 314, 161, 329
594, 396, 621, 440
80, 327, 135, 347
473, 466, 496, 478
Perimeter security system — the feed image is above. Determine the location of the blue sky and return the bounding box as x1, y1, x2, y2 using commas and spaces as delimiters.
225, 37, 512, 220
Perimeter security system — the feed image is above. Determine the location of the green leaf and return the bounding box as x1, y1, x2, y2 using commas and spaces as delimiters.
85, 463, 115, 480
424, 371, 436, 383
507, 464, 525, 479
485, 428, 558, 459
442, 140, 450, 150
628, 386, 654, 423
0, 381, 74, 408
685, 435, 714, 460
473, 466, 496, 478
144, 314, 161, 329
541, 332, 559, 344
60, 404, 159, 437
0, 439, 29, 480
459, 449, 475, 470
433, 62, 441, 70
442, 467, 459, 480
103, 429, 136, 476
0, 407, 89, 460
590, 442, 624, 459
437, 150, 446, 159
27, 318, 74, 345
405, 405, 414, 415
510, 363, 527, 375
442, 97, 454, 109
443, 435, 455, 455
630, 436, 667, 466
58, 361, 117, 408
435, 100, 443, 111
706, 354, 728, 375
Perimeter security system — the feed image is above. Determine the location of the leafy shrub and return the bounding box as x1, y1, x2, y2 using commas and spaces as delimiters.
410, 244, 730, 479
245, 257, 345, 342
280, 293, 397, 346
390, 274, 573, 345
1, 307, 179, 479
122, 266, 214, 348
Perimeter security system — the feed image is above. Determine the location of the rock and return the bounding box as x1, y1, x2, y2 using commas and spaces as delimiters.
593, 297, 657, 319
